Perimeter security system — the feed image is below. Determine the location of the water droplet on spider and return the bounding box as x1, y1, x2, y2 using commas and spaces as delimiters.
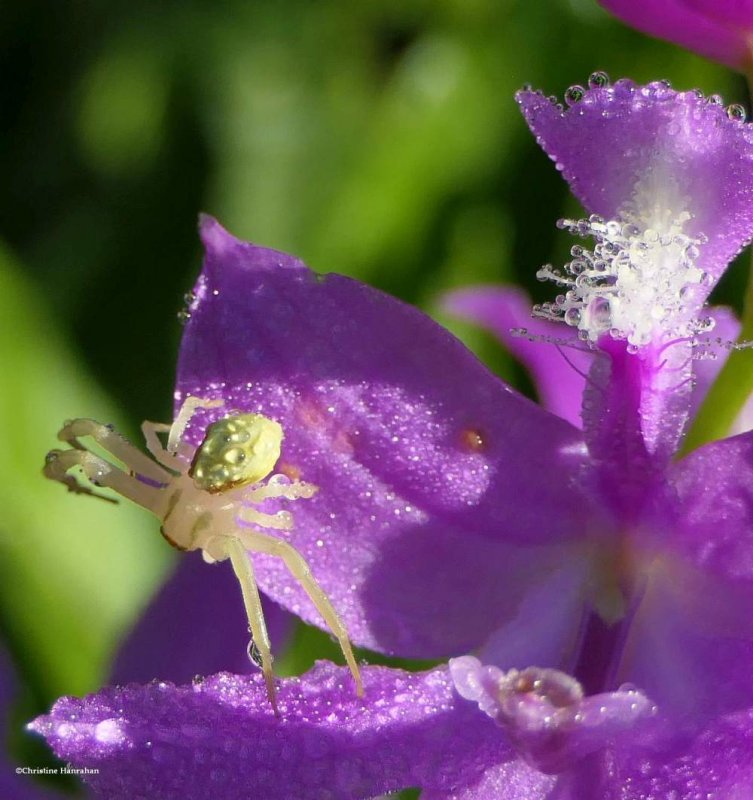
564, 308, 582, 326
564, 85, 584, 106
588, 71, 610, 89
726, 103, 747, 122
177, 309, 191, 325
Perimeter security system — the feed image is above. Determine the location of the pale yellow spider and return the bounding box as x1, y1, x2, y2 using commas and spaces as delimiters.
43, 396, 363, 709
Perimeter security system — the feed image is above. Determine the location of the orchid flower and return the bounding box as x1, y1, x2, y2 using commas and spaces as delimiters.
30, 78, 753, 797
598, 0, 753, 72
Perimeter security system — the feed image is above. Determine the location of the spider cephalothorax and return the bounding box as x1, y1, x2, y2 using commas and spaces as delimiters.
44, 396, 363, 709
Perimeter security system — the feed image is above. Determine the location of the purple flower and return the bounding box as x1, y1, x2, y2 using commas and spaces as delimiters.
598, 0, 753, 71
30, 78, 753, 796
27, 660, 753, 798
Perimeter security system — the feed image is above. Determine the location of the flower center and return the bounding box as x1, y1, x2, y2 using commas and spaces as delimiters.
534, 205, 712, 348
450, 657, 656, 774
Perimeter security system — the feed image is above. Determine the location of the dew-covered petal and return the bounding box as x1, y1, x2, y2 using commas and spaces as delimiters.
616, 434, 753, 719
442, 286, 590, 429
668, 429, 753, 588
518, 81, 753, 282
581, 338, 693, 515
175, 217, 592, 657
598, 0, 753, 69
29, 663, 545, 800
110, 553, 293, 684
615, 707, 753, 799
420, 760, 555, 800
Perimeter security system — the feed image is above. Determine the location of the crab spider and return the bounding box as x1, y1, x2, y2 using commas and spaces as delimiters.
43, 396, 363, 710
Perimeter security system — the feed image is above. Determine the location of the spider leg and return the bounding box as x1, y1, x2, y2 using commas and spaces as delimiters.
220, 536, 278, 712
44, 448, 167, 514
168, 396, 224, 455
234, 528, 363, 697
243, 476, 317, 503
43, 449, 117, 503
141, 421, 186, 472
237, 506, 294, 531
57, 419, 171, 486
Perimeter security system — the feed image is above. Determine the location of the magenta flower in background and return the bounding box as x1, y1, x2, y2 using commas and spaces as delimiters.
29, 78, 753, 797
599, 0, 753, 71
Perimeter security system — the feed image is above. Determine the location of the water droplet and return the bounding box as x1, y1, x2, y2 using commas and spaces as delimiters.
247, 640, 264, 668
564, 85, 584, 106
726, 103, 746, 121
183, 291, 197, 306
588, 71, 610, 89
177, 309, 191, 325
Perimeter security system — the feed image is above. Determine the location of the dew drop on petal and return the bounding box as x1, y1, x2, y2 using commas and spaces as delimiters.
726, 103, 747, 122
564, 85, 585, 106
588, 71, 610, 89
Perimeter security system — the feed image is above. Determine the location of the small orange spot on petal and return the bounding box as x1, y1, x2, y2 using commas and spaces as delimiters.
459, 427, 486, 453
296, 398, 328, 429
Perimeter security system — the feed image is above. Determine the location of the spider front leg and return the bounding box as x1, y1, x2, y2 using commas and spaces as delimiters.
233, 527, 363, 697
142, 396, 225, 471
168, 396, 224, 454
141, 422, 185, 473
57, 418, 171, 485
44, 446, 166, 513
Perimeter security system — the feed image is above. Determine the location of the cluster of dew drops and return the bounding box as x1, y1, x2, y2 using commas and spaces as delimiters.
537, 71, 749, 123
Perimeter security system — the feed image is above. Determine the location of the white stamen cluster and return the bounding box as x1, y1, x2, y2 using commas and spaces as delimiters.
534, 206, 713, 348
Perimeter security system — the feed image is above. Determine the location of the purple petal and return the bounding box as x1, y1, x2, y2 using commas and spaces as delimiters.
598, 0, 752, 69
29, 664, 545, 800
616, 708, 753, 798
175, 217, 591, 657
421, 760, 555, 800
685, 0, 753, 28
518, 81, 753, 282
442, 286, 591, 429
110, 553, 293, 684
478, 555, 590, 671
668, 429, 753, 589
616, 433, 753, 718
581, 338, 693, 515
619, 566, 753, 722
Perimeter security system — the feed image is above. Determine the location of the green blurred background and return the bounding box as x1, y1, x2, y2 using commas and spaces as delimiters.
0, 0, 746, 793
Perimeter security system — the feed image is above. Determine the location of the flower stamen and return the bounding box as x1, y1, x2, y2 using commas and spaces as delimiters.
534, 207, 713, 349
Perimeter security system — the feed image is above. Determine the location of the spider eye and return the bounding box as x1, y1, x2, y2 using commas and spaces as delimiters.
189, 413, 283, 493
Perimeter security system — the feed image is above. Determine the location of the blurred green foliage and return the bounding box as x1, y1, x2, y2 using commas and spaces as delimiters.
0, 0, 747, 793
